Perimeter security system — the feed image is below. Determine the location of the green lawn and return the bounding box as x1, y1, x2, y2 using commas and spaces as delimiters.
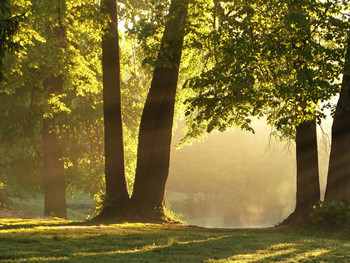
9, 194, 94, 220
0, 218, 349, 262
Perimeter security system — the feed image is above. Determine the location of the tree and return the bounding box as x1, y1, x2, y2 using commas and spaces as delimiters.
43, 75, 67, 218
181, 0, 346, 224
325, 37, 350, 202
279, 2, 321, 225
41, 0, 69, 218
93, 0, 189, 220
0, 0, 106, 216
130, 0, 189, 218
97, 0, 130, 219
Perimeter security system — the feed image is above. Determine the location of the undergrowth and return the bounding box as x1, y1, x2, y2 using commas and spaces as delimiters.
310, 201, 350, 231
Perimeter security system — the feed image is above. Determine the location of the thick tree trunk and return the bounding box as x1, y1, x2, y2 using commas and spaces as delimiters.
131, 0, 188, 218
280, 3, 321, 225
281, 120, 320, 225
43, 75, 67, 219
324, 42, 350, 202
295, 120, 320, 215
97, 0, 130, 219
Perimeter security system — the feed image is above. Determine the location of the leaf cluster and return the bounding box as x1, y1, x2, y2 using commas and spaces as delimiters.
0, 0, 26, 81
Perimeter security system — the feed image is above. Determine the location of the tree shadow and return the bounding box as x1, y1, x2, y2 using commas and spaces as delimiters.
0, 219, 349, 262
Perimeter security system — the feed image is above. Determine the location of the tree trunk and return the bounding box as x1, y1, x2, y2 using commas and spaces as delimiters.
281, 120, 320, 225
43, 75, 67, 219
295, 120, 320, 215
324, 41, 350, 202
97, 0, 130, 219
131, 0, 189, 218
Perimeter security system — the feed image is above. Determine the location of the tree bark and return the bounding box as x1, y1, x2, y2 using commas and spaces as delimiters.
43, 75, 67, 219
97, 0, 130, 219
281, 119, 320, 225
279, 101, 323, 223
324, 41, 350, 202
131, 0, 189, 218
295, 120, 320, 215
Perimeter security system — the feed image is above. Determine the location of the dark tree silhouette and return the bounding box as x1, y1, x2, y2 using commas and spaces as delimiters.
131, 0, 189, 218
98, 0, 130, 219
325, 40, 350, 202
281, 119, 320, 225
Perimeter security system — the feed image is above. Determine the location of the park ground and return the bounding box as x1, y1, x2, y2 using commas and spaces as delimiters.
0, 209, 350, 263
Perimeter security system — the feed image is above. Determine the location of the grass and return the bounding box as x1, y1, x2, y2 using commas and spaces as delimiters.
0, 218, 350, 262
9, 193, 94, 220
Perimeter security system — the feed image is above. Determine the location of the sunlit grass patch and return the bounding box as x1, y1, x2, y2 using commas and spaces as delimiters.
0, 256, 70, 262
205, 242, 330, 262
0, 217, 67, 225
0, 217, 70, 233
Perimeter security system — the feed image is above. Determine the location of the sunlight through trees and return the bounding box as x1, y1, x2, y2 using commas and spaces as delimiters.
0, 0, 350, 228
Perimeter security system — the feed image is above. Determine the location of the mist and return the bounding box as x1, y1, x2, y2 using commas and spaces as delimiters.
166, 118, 332, 228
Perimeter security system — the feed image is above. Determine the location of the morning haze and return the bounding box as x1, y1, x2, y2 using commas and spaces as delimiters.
166, 119, 331, 228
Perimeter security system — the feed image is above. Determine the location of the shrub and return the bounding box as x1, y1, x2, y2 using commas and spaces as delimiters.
88, 192, 115, 219
310, 201, 350, 230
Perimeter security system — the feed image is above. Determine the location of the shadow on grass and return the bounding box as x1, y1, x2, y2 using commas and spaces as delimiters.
61, 234, 350, 263
0, 219, 350, 262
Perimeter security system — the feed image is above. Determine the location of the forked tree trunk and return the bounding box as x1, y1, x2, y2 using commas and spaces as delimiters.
97, 0, 130, 219
324, 41, 350, 202
43, 75, 67, 219
131, 0, 189, 218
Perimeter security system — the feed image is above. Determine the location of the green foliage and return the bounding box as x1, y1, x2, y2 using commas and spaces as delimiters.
0, 0, 165, 202
0, 0, 107, 197
89, 193, 118, 219
162, 202, 184, 223
311, 201, 350, 230
129, 0, 171, 67
180, 0, 350, 143
0, 0, 24, 81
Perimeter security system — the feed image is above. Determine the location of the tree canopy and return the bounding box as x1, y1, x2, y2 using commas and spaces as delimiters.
181, 0, 349, 143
